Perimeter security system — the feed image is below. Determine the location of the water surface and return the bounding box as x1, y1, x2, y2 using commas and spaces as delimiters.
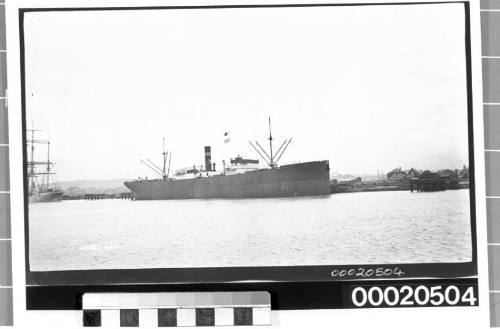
29, 190, 472, 271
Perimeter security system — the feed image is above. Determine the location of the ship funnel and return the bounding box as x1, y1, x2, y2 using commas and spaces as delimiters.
204, 146, 212, 171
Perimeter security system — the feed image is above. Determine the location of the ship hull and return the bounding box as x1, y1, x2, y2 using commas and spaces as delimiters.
125, 160, 330, 200
28, 190, 64, 203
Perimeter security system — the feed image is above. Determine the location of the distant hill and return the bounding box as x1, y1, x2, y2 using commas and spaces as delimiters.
56, 179, 131, 196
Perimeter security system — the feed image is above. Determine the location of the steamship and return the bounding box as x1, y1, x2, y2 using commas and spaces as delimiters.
124, 119, 330, 200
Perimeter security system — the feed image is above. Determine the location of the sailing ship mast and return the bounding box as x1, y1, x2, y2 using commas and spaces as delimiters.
46, 130, 51, 189
27, 122, 37, 191
26, 122, 55, 193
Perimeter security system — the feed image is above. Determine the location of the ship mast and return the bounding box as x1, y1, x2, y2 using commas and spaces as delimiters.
26, 122, 55, 193
167, 151, 172, 177
162, 137, 167, 180
140, 138, 171, 180
29, 122, 36, 191
249, 117, 292, 168
46, 138, 50, 189
268, 117, 274, 168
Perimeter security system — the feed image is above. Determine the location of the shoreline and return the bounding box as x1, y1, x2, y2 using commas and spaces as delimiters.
56, 185, 470, 201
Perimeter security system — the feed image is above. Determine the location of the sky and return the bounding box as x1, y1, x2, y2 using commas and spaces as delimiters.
23, 3, 470, 181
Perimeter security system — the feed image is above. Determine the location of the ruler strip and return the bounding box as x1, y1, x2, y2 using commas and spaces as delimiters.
0, 0, 11, 326
82, 292, 271, 327
481, 0, 500, 327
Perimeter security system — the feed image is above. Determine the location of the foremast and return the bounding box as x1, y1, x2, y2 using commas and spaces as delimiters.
140, 138, 172, 180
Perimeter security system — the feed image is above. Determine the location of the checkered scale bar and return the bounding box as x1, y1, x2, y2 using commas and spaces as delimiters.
82, 292, 271, 327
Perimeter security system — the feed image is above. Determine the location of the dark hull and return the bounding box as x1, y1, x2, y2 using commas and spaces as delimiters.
28, 190, 64, 203
124, 160, 330, 200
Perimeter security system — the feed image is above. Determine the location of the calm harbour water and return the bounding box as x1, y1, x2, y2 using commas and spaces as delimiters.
29, 190, 472, 271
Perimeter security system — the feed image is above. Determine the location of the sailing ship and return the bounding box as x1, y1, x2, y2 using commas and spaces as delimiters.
124, 118, 330, 200
26, 123, 64, 202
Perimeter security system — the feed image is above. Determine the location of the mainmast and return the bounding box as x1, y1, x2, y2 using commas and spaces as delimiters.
249, 117, 292, 168
268, 117, 273, 167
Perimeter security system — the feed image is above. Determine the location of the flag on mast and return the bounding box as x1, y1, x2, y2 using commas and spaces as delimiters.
224, 131, 230, 143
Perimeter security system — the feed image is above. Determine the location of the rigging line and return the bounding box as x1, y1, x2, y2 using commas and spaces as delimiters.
145, 158, 163, 173
140, 159, 162, 177
248, 141, 272, 167
26, 140, 50, 144
255, 141, 272, 162
274, 138, 292, 165
167, 151, 172, 177
273, 139, 288, 161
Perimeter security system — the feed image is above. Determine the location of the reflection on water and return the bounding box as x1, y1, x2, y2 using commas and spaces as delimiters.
29, 190, 472, 271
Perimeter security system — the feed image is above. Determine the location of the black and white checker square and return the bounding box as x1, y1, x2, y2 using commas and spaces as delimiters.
82, 292, 271, 327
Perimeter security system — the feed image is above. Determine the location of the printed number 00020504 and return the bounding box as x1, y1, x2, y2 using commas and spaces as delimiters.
351, 285, 477, 307
331, 267, 405, 278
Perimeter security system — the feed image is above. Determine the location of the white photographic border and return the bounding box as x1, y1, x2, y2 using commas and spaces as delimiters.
6, 0, 489, 327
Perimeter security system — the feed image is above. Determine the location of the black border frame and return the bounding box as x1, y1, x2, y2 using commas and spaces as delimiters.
19, 0, 478, 309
